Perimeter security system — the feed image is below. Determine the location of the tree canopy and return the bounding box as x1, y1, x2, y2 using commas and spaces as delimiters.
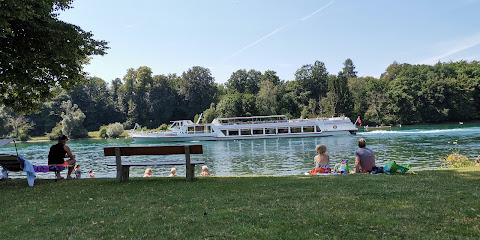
0, 0, 108, 113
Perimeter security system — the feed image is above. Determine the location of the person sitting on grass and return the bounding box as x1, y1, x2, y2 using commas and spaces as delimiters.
89, 169, 95, 178
353, 138, 376, 173
74, 164, 81, 179
168, 168, 176, 177
48, 135, 76, 180
143, 168, 152, 178
309, 144, 331, 174
314, 144, 330, 168
200, 165, 211, 176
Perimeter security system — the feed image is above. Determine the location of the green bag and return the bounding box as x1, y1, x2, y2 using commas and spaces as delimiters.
383, 161, 411, 175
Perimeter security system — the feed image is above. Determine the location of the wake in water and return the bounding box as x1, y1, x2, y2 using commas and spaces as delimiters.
359, 126, 480, 136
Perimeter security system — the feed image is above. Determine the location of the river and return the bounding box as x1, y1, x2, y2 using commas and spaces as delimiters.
1, 123, 479, 178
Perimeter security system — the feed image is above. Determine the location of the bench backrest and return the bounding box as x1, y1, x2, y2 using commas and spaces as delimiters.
104, 145, 203, 156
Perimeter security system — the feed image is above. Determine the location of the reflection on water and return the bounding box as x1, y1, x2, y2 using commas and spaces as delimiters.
1, 123, 479, 178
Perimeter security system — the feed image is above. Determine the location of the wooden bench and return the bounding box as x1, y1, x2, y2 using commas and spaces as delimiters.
104, 145, 205, 183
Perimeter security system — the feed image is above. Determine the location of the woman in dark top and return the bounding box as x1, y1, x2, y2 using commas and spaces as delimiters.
48, 135, 76, 179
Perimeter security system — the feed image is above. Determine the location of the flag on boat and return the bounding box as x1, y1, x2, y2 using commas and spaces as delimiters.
356, 116, 362, 126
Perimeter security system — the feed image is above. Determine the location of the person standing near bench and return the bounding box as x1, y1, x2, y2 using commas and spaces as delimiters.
48, 135, 76, 180
353, 138, 376, 173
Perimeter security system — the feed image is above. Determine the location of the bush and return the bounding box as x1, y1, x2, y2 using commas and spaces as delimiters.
440, 153, 475, 168
47, 123, 63, 140
106, 122, 124, 138
99, 125, 107, 138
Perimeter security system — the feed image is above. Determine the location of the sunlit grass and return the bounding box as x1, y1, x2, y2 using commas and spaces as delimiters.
1, 168, 479, 239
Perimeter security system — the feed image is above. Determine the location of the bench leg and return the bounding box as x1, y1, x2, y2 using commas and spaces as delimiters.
186, 164, 195, 182
121, 166, 130, 182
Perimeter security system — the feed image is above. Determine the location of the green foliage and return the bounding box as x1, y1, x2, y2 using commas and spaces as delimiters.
225, 69, 261, 94
16, 123, 32, 141
155, 124, 169, 131
216, 93, 244, 117
295, 60, 329, 104
177, 66, 216, 120
106, 122, 124, 138
3, 58, 480, 137
70, 77, 121, 131
256, 81, 279, 115
202, 103, 217, 123
0, 0, 108, 113
98, 125, 107, 138
47, 122, 63, 140
60, 100, 88, 139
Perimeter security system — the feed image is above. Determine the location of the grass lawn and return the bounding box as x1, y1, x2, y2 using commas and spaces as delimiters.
1, 167, 479, 239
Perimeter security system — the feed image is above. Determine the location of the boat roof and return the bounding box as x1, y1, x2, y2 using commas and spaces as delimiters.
215, 115, 287, 121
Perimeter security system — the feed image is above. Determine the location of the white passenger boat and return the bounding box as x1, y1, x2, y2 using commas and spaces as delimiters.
130, 115, 357, 142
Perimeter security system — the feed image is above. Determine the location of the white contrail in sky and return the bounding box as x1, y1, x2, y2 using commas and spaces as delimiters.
224, 1, 335, 62
419, 34, 480, 64
300, 1, 334, 21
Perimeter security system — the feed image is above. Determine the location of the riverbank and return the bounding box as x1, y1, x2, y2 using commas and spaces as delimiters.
1, 167, 478, 239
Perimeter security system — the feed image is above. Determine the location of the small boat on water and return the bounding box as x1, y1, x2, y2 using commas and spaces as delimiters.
130, 115, 357, 142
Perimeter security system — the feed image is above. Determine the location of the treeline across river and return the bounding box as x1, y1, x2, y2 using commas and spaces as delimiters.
1, 59, 480, 140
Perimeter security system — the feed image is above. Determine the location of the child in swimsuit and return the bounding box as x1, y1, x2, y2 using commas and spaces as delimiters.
143, 168, 152, 177
310, 144, 331, 174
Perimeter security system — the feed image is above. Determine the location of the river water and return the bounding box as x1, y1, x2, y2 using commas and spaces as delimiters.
1, 123, 479, 178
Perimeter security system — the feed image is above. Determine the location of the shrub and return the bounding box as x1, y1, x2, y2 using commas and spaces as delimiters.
440, 153, 474, 168
99, 125, 107, 138
106, 122, 124, 138
47, 123, 63, 140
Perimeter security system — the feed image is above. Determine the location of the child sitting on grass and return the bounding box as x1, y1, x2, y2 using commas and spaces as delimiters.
89, 169, 95, 178
200, 165, 211, 176
168, 168, 176, 177
74, 164, 81, 179
309, 144, 331, 174
143, 168, 152, 178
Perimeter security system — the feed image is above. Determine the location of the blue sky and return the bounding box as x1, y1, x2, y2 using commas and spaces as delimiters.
59, 0, 480, 84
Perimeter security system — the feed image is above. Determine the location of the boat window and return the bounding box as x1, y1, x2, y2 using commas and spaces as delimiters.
240, 129, 251, 135
291, 127, 301, 133
277, 128, 289, 134
253, 129, 263, 135
196, 126, 204, 132
316, 126, 321, 132
229, 130, 239, 136
221, 130, 227, 136
303, 126, 314, 133
205, 125, 211, 133
188, 126, 195, 133
265, 128, 275, 134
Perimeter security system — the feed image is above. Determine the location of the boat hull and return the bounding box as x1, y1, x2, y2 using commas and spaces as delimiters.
131, 130, 354, 143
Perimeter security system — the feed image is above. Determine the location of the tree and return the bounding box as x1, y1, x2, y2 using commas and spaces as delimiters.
70, 77, 119, 131
60, 100, 87, 138
149, 74, 178, 127
177, 66, 216, 120
342, 58, 358, 79
216, 93, 243, 117
225, 69, 261, 94
256, 81, 279, 115
260, 70, 281, 85
0, 0, 108, 113
348, 76, 372, 120
106, 122, 124, 138
294, 60, 329, 106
